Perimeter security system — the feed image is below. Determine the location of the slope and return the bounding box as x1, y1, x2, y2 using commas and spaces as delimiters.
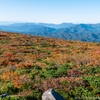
0, 31, 100, 99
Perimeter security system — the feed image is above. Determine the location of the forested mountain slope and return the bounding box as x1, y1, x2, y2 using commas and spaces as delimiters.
0, 23, 100, 42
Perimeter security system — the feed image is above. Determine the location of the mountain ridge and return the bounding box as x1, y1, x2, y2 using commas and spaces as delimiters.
0, 22, 100, 42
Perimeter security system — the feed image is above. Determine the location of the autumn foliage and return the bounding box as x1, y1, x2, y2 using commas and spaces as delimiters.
0, 31, 100, 99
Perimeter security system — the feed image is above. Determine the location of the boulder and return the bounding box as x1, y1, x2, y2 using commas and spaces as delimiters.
42, 88, 65, 100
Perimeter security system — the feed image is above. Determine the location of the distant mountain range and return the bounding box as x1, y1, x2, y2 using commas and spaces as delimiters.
0, 22, 100, 42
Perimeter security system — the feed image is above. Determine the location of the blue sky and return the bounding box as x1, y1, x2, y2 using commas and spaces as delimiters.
0, 0, 100, 24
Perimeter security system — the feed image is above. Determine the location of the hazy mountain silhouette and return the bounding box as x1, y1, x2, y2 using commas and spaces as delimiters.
0, 22, 100, 42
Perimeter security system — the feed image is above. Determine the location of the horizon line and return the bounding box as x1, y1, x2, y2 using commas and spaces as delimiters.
0, 21, 100, 25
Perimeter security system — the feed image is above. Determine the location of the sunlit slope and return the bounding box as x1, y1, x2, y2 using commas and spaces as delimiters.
0, 31, 100, 99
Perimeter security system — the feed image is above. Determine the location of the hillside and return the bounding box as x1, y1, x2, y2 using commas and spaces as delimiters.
0, 31, 100, 100
0, 23, 100, 42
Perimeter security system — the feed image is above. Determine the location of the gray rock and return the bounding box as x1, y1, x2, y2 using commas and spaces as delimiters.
1, 93, 9, 98
42, 88, 65, 100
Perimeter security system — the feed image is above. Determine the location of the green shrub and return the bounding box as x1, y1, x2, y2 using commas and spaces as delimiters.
61, 79, 70, 86
6, 86, 19, 95
34, 65, 41, 70
55, 89, 69, 100
80, 50, 84, 53
31, 71, 39, 80
39, 64, 72, 78
21, 83, 32, 90
0, 83, 19, 95
49, 63, 55, 67
36, 58, 42, 61
22, 89, 42, 100
41, 60, 49, 65
0, 96, 21, 100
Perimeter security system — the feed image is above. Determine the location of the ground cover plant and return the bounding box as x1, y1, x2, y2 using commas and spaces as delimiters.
0, 31, 100, 100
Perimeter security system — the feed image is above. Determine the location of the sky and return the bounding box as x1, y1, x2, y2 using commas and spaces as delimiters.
0, 0, 100, 24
